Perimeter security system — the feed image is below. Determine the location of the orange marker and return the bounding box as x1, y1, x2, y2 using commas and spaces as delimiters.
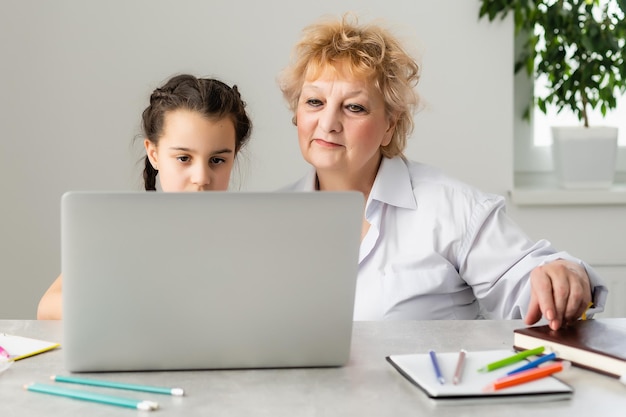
483, 361, 571, 392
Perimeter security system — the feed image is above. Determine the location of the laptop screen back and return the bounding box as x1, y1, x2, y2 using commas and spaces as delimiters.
62, 191, 362, 372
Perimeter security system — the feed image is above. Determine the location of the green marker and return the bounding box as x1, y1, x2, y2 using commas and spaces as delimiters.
477, 346, 545, 372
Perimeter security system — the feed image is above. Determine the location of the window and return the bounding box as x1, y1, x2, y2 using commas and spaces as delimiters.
513, 0, 626, 176
533, 76, 626, 147
514, 70, 626, 175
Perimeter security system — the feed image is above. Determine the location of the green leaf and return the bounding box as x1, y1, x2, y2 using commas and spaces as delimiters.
479, 0, 626, 126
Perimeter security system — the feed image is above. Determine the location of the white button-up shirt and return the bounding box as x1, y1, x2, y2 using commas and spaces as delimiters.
284, 156, 607, 321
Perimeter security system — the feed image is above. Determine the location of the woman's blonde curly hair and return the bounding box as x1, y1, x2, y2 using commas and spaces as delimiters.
278, 14, 421, 158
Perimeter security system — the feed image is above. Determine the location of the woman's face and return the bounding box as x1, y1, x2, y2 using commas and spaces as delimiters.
295, 66, 395, 182
145, 109, 237, 192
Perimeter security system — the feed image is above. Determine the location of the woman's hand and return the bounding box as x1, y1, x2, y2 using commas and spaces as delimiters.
525, 260, 592, 330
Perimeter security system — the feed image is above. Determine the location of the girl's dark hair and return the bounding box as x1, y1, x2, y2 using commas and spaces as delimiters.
141, 74, 252, 191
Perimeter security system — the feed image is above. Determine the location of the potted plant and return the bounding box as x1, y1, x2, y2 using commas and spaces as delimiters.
479, 0, 626, 188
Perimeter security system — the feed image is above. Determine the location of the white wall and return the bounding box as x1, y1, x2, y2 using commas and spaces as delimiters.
10, 0, 609, 319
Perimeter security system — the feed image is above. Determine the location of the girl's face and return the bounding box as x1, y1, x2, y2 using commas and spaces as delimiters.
145, 109, 237, 192
295, 66, 395, 182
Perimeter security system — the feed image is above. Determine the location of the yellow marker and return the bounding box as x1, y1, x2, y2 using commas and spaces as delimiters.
581, 301, 594, 320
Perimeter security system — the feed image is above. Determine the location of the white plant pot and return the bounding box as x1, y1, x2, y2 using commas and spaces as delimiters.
551, 126, 619, 189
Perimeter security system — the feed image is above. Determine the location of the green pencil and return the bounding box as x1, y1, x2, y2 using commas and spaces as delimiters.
51, 375, 185, 396
477, 346, 545, 372
24, 383, 159, 411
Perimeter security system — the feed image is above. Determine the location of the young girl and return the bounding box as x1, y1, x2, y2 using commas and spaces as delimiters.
37, 74, 253, 319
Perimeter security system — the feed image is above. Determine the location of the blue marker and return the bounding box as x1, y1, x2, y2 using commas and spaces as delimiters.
506, 352, 557, 375
429, 350, 445, 384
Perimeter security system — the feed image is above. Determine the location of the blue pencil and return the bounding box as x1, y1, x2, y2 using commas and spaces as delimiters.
429, 350, 445, 385
506, 352, 558, 375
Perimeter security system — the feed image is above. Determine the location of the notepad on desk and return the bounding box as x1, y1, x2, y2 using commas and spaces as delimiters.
387, 350, 573, 405
0, 333, 60, 361
514, 318, 626, 378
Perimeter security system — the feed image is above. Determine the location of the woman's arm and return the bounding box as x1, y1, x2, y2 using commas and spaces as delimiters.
37, 274, 63, 320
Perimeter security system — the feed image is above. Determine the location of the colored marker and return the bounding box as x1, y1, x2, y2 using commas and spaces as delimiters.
453, 349, 467, 385
506, 352, 557, 375
429, 350, 445, 385
51, 375, 184, 396
0, 345, 10, 359
24, 383, 159, 411
478, 346, 545, 373
483, 361, 570, 392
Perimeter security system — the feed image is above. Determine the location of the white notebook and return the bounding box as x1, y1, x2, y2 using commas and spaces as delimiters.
387, 349, 573, 405
0, 333, 60, 361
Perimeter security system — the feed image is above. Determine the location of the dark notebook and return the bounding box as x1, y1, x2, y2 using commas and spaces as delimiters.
514, 318, 626, 378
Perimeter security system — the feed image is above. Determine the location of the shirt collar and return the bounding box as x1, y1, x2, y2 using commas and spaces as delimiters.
300, 167, 318, 191
302, 156, 417, 209
369, 157, 417, 209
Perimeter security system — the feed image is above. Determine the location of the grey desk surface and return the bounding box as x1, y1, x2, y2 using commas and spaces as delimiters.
0, 320, 624, 416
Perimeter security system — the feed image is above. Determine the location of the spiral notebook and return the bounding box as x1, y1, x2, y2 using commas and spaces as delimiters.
387, 349, 573, 405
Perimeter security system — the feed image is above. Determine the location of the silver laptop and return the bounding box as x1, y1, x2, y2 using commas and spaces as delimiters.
61, 191, 362, 372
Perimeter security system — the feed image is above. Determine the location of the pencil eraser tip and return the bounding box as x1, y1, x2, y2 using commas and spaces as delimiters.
138, 401, 159, 411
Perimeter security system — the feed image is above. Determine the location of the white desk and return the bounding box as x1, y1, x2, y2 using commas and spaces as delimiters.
0, 320, 624, 416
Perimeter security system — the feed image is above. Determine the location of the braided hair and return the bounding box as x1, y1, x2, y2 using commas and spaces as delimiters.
141, 74, 252, 190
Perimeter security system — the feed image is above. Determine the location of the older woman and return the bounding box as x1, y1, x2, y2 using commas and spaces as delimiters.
279, 15, 606, 329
